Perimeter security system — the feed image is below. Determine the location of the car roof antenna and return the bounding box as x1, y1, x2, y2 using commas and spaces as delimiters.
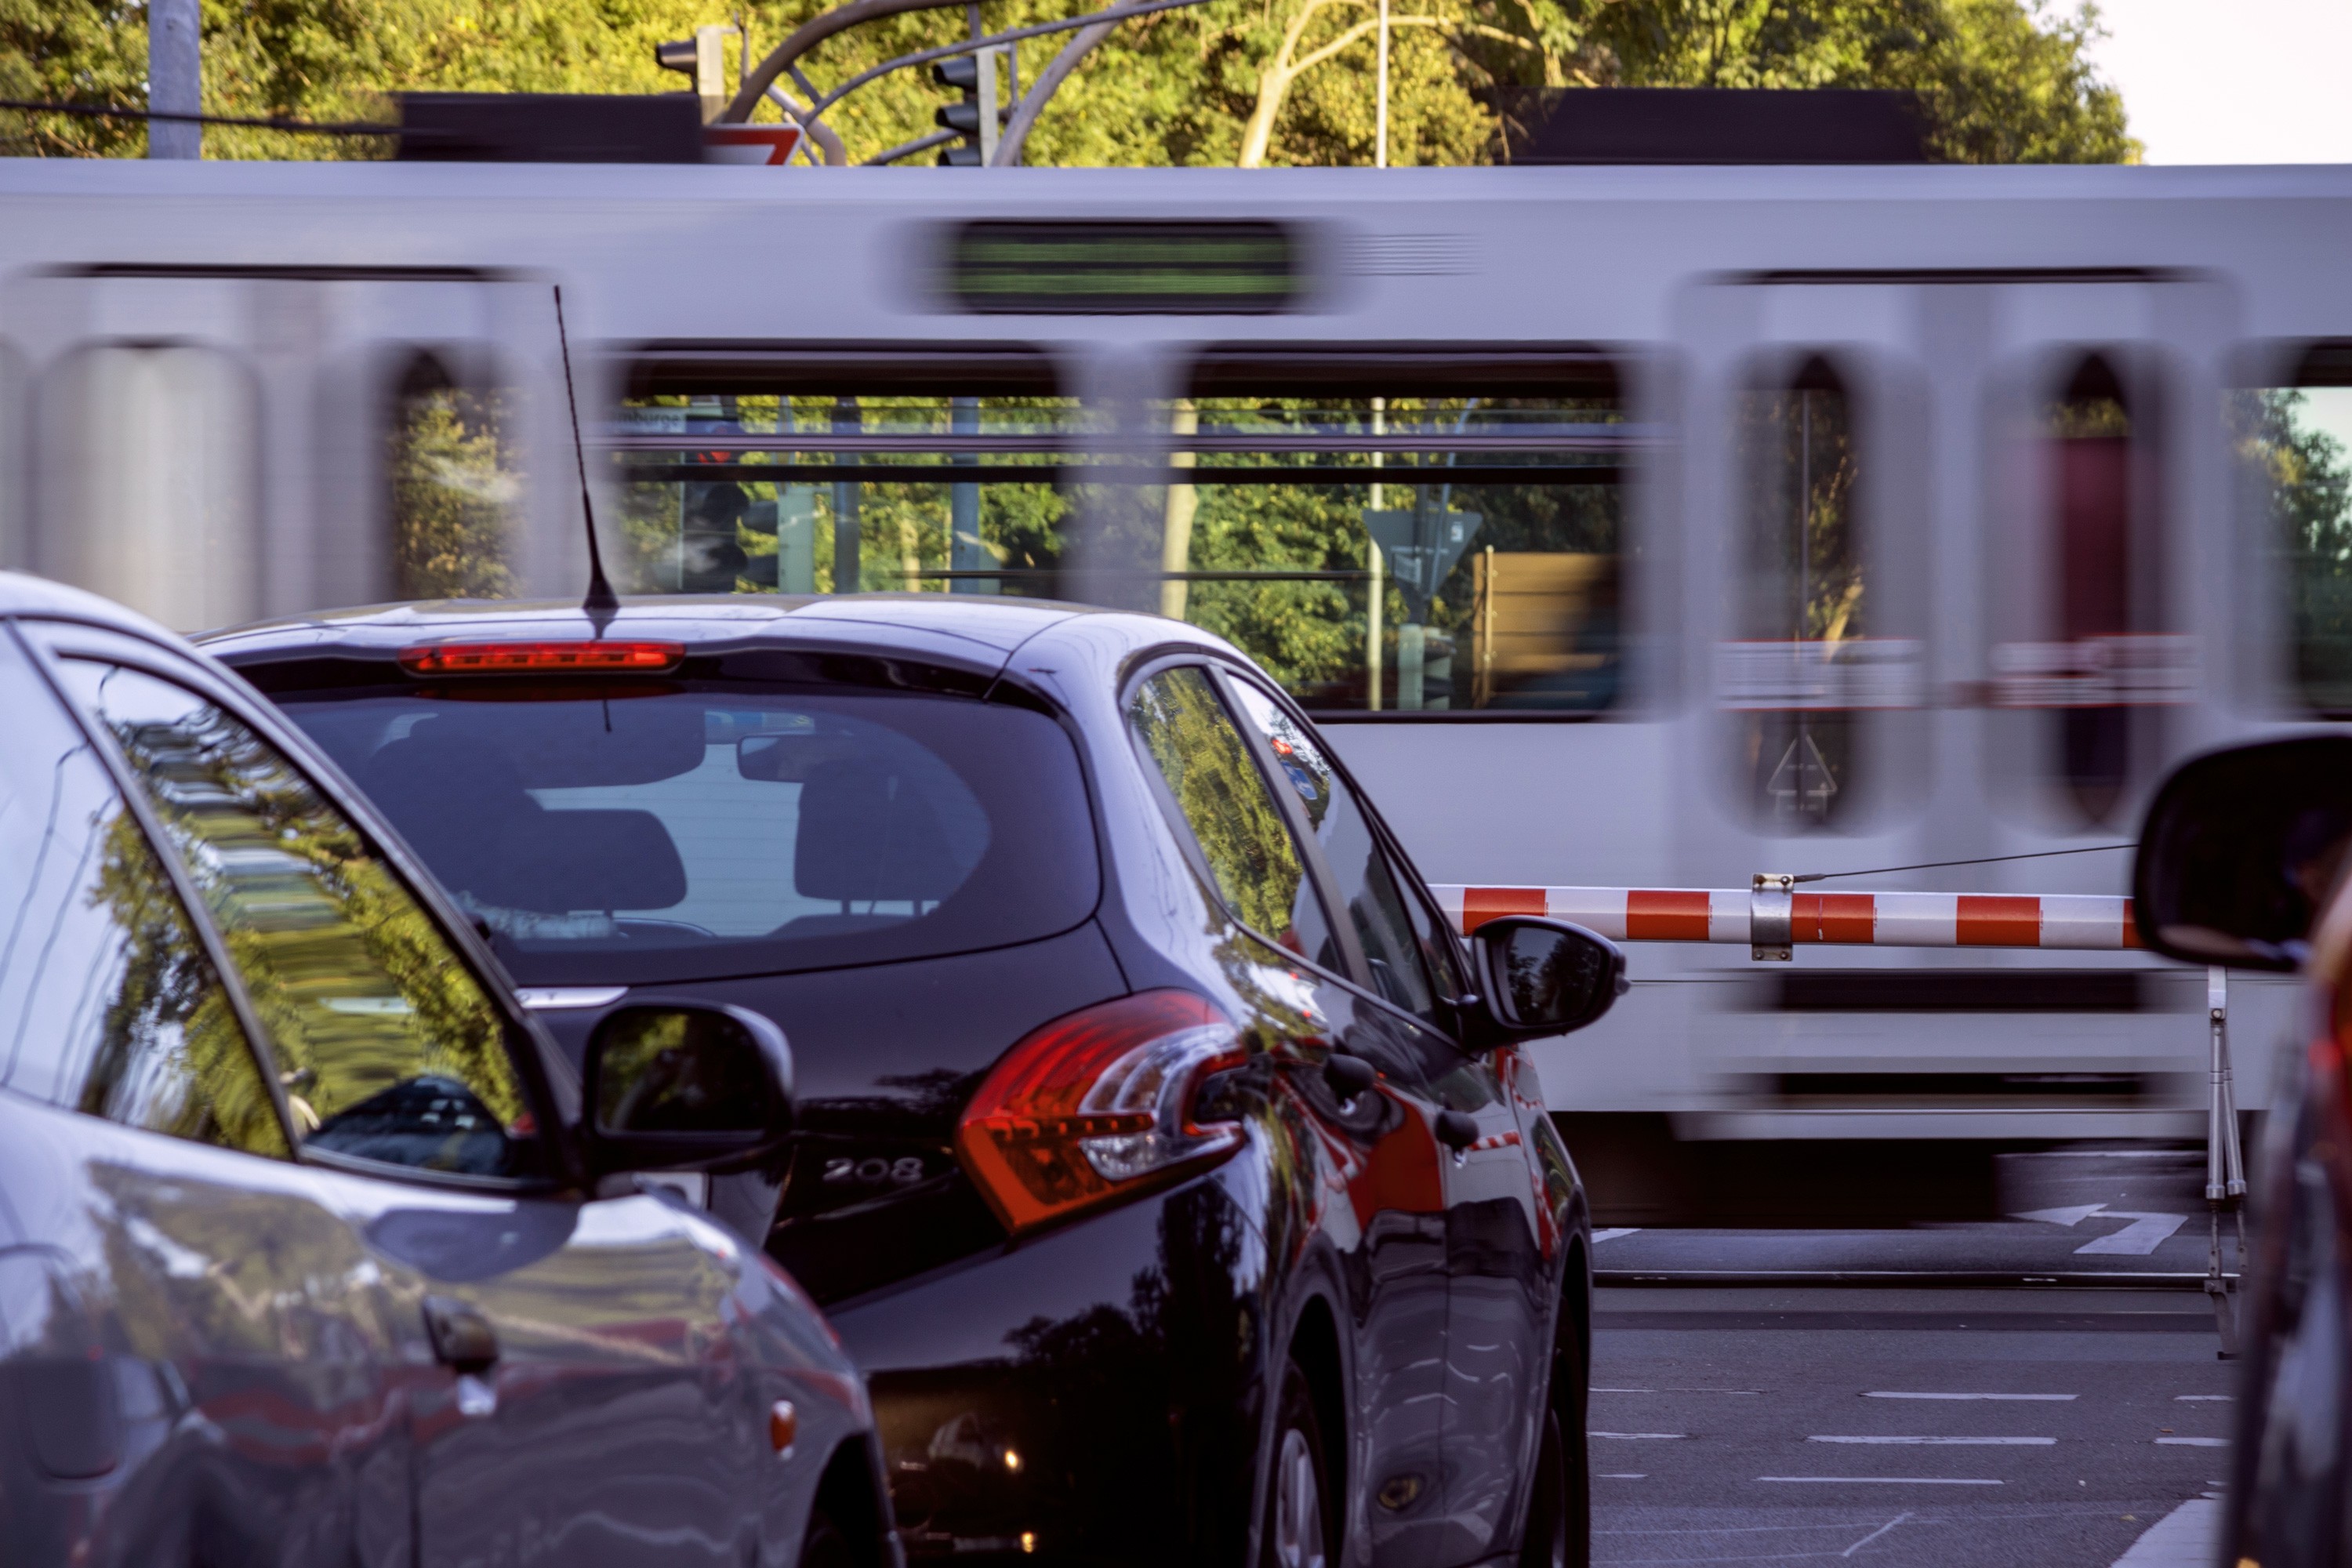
553, 285, 621, 628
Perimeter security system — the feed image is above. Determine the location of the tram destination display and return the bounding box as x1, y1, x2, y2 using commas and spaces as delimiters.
942, 220, 1301, 314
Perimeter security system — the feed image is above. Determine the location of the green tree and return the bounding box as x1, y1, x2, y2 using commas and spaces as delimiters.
1574, 0, 2135, 163
0, 0, 150, 156
5, 0, 2132, 168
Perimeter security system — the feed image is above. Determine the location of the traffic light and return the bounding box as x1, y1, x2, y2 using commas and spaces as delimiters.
932, 48, 1007, 166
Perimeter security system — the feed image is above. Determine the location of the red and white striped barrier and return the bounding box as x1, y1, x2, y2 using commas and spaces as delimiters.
1429, 884, 2140, 951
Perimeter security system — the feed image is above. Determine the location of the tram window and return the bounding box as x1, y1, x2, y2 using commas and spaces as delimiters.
2231, 347, 2352, 713
1729, 358, 1870, 829
387, 353, 518, 599
2034, 355, 2169, 825
1154, 353, 1630, 714
37, 344, 260, 633
611, 353, 1076, 597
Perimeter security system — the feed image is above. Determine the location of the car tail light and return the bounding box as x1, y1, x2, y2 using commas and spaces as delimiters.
956, 990, 1247, 1237
398, 640, 684, 675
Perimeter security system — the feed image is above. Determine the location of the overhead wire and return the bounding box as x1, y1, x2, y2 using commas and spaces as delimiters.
1793, 844, 2136, 885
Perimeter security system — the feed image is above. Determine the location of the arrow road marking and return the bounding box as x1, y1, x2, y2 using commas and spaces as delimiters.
2074, 1211, 2189, 1255
2014, 1203, 2188, 1256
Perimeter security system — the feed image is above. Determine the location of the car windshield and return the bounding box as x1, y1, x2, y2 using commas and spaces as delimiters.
275, 683, 1098, 985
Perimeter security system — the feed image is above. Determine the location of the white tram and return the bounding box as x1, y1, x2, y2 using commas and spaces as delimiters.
7, 156, 2350, 1219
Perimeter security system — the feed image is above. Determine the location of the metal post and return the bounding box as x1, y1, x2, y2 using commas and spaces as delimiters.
1374, 0, 1389, 169
1160, 400, 1196, 619
148, 0, 201, 159
832, 397, 862, 594
949, 396, 991, 594
1367, 396, 1385, 710
2205, 965, 2241, 1358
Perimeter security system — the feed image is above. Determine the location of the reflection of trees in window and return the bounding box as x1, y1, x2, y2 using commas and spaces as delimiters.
390, 354, 517, 601
85, 811, 288, 1157
1127, 668, 1330, 964
1737, 358, 1861, 829
0, 636, 284, 1157
74, 665, 532, 1176
2231, 383, 2352, 711
2046, 355, 2135, 825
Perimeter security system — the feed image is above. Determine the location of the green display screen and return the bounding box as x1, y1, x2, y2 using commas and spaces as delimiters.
946, 220, 1302, 314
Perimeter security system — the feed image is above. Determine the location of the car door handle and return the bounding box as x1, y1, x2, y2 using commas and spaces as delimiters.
422, 1295, 499, 1375
1433, 1109, 1479, 1152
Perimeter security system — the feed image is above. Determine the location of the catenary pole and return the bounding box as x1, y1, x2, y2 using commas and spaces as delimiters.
147, 0, 201, 158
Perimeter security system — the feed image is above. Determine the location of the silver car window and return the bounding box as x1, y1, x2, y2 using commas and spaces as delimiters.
59, 659, 542, 1181
0, 632, 285, 1157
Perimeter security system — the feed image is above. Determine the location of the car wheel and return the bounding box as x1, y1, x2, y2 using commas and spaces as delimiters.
1523, 1318, 1591, 1568
800, 1504, 859, 1568
1263, 1362, 1336, 1568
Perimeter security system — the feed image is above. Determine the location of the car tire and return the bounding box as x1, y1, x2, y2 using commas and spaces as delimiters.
800, 1504, 859, 1568
1523, 1316, 1591, 1568
1262, 1361, 1337, 1568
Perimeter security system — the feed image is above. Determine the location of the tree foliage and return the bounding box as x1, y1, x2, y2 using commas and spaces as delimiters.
4, 0, 2132, 166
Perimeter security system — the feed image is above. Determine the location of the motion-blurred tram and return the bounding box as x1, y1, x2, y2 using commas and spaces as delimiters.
7, 155, 2352, 1218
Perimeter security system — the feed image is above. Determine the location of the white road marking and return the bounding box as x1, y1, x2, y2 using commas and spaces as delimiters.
1590, 1432, 1686, 1439
1842, 1514, 1913, 1558
1759, 1476, 2002, 1486
1809, 1436, 2056, 1445
1865, 1392, 2076, 1401
2013, 1203, 2192, 1255
2075, 1211, 2190, 1255
2110, 1496, 2221, 1566
2155, 1437, 2228, 1447
1595, 1387, 1759, 1395
1597, 1472, 1646, 1479
2174, 1394, 2232, 1402
1591, 1228, 1642, 1243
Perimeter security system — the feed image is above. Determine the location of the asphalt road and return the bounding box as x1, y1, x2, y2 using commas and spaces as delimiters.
1584, 1151, 2243, 1566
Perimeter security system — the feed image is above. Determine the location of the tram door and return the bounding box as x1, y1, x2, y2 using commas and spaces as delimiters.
1, 267, 549, 632
1661, 271, 2228, 1154
1973, 276, 2230, 833
1672, 276, 1934, 883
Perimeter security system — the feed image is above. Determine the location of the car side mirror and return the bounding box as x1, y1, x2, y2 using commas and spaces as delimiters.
1471, 916, 1628, 1036
2134, 735, 2352, 972
581, 1002, 794, 1178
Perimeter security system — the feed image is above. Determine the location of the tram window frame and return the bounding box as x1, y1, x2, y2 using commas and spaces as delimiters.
1163, 344, 1637, 722
34, 340, 264, 634
2229, 341, 2352, 718
608, 343, 1076, 599
1719, 346, 1936, 833
1981, 347, 2178, 831
383, 345, 523, 602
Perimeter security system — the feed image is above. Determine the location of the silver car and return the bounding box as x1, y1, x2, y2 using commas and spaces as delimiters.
0, 573, 892, 1568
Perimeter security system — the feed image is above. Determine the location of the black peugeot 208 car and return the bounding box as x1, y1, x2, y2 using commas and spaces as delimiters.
207, 593, 1621, 1568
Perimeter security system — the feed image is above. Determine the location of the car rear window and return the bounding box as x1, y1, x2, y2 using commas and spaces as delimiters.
274, 683, 1098, 985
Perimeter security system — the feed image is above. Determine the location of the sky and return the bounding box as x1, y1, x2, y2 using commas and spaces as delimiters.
2083, 0, 2352, 164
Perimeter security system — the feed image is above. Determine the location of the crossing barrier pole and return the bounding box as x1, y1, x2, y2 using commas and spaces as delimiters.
1431, 877, 2243, 1327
